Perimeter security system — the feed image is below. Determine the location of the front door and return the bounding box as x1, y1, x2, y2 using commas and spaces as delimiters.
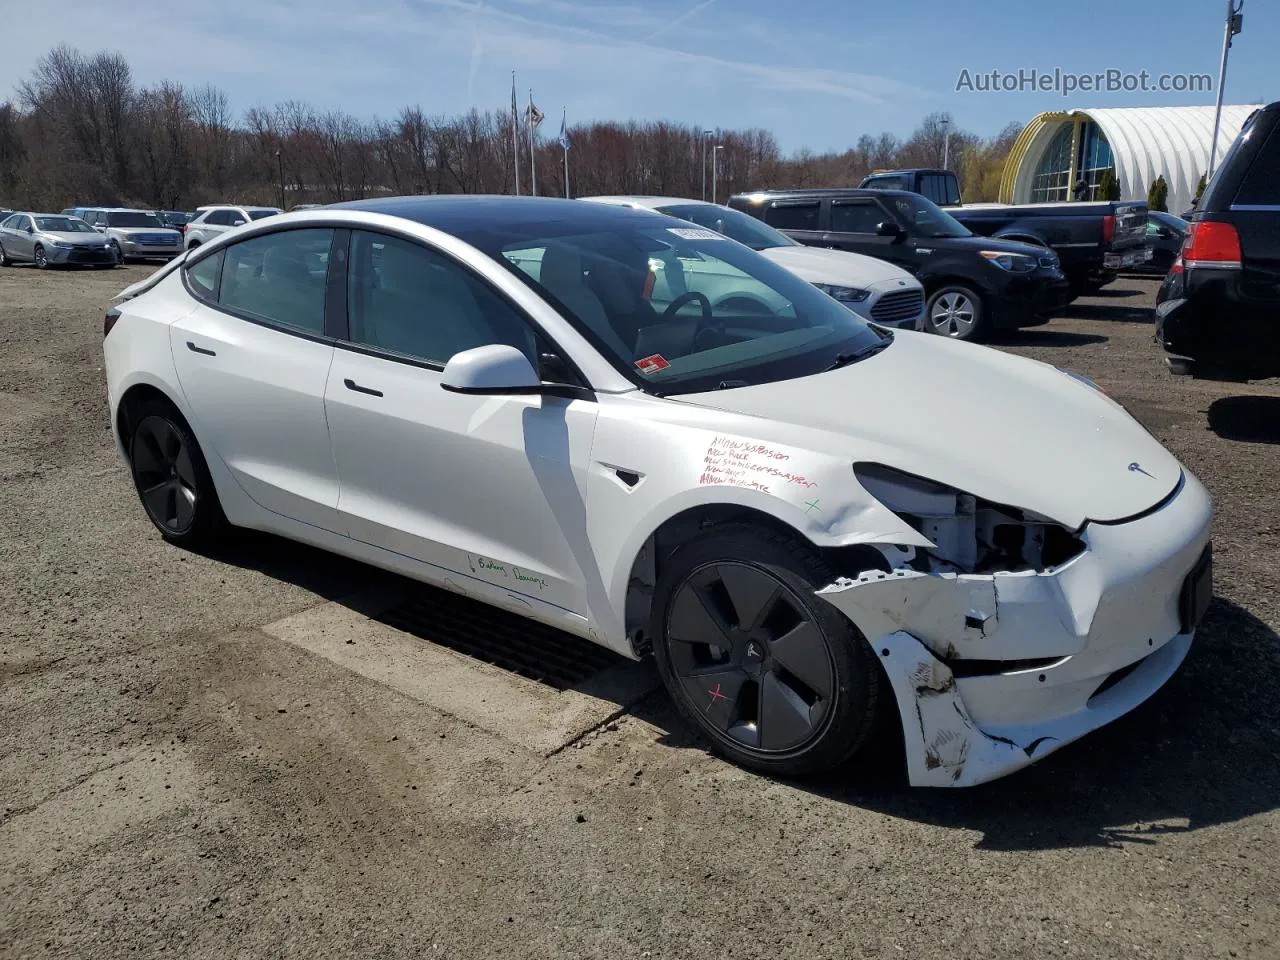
169, 228, 343, 532
323, 229, 600, 617
824, 200, 917, 272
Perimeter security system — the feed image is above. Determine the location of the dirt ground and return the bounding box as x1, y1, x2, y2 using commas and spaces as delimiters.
2, 261, 1278, 960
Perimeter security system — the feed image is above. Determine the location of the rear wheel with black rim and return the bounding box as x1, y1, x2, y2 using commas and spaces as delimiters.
652, 524, 882, 777
128, 399, 227, 549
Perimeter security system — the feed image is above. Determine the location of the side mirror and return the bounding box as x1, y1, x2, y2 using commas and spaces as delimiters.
441, 345, 542, 395
875, 220, 903, 238
232, 219, 246, 227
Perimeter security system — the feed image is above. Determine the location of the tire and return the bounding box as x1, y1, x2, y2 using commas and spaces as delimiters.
925, 284, 986, 341
128, 398, 227, 550
651, 523, 882, 777
0, 242, 10, 266
34, 245, 48, 269
110, 240, 123, 265
186, 239, 201, 251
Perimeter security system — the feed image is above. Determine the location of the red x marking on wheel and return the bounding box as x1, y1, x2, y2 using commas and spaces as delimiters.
706, 683, 728, 708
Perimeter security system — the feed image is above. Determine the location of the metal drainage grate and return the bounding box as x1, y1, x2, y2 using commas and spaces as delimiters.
376, 588, 624, 691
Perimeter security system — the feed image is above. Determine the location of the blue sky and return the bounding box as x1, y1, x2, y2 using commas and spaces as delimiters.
3, 0, 1274, 152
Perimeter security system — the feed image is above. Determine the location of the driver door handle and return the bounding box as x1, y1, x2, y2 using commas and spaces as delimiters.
344, 378, 383, 397
186, 341, 216, 356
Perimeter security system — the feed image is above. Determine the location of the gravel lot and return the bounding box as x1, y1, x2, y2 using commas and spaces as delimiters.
2, 262, 1278, 960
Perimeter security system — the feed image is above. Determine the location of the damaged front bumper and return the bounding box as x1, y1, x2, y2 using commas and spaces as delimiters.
819, 472, 1213, 787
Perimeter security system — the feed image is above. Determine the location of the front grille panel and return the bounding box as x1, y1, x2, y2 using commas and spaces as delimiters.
870, 289, 924, 323
133, 233, 179, 246
66, 247, 115, 263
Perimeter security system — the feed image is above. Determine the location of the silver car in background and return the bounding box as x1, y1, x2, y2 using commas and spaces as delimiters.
0, 212, 117, 269
80, 208, 184, 263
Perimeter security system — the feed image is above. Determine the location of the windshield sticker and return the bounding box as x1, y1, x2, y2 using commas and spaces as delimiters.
635, 354, 671, 375
667, 227, 723, 241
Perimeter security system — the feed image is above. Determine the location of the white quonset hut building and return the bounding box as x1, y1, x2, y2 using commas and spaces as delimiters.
999, 105, 1260, 215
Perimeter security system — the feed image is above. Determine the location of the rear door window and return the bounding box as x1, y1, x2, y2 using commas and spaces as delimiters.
764, 202, 820, 231
1235, 124, 1280, 204
218, 229, 334, 335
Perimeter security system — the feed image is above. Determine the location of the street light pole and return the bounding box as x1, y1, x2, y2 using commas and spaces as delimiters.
940, 116, 952, 171
1209, 0, 1245, 177
712, 144, 724, 205
701, 130, 712, 201
274, 150, 285, 210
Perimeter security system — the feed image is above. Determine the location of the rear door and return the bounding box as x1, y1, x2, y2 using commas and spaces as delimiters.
1228, 119, 1280, 368
761, 199, 824, 247
8, 215, 34, 259
169, 227, 343, 532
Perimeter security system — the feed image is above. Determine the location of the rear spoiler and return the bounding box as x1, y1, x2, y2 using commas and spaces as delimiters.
113, 250, 189, 300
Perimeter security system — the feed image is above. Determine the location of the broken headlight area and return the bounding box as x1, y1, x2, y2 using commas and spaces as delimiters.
854, 463, 1085, 574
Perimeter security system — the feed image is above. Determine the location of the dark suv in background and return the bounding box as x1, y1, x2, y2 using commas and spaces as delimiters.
1156, 100, 1280, 381
728, 188, 1069, 341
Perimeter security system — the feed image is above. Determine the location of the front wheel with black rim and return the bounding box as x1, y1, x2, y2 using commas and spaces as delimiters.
129, 400, 227, 549
652, 524, 882, 777
926, 284, 986, 340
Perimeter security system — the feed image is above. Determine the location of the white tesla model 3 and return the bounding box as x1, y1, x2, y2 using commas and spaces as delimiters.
103, 197, 1213, 787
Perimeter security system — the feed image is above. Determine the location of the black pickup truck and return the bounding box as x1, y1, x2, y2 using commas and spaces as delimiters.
858, 168, 1150, 297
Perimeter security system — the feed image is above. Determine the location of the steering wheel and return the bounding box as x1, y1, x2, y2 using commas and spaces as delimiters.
661, 291, 717, 351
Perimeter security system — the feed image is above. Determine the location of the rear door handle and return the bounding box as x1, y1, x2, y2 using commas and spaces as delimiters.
344, 378, 383, 397
186, 341, 216, 356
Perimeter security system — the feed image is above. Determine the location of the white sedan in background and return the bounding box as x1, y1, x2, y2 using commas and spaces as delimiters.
104, 197, 1212, 787
581, 196, 925, 330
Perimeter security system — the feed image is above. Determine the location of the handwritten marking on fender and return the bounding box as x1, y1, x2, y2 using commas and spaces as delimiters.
698, 435, 817, 492
467, 554, 550, 592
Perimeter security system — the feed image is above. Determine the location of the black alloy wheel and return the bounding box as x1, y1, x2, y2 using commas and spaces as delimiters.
652, 524, 882, 777
128, 400, 226, 548
666, 561, 835, 752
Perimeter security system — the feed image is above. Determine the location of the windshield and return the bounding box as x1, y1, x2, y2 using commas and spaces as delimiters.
107, 212, 163, 228
35, 216, 95, 233
249, 210, 278, 221
654, 203, 797, 251
464, 219, 888, 395
878, 193, 970, 238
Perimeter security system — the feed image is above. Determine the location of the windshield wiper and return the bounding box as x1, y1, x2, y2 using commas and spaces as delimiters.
824, 339, 891, 372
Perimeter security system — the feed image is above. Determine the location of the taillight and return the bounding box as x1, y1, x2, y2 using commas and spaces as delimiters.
1102, 215, 1115, 244
104, 307, 120, 338
1183, 220, 1242, 267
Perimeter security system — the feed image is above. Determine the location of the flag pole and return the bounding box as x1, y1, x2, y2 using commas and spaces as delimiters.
528, 89, 537, 196
562, 107, 570, 198
510, 71, 520, 196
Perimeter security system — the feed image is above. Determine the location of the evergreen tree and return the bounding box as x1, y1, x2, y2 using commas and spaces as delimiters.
1097, 167, 1120, 201
1147, 174, 1169, 212
1193, 172, 1208, 207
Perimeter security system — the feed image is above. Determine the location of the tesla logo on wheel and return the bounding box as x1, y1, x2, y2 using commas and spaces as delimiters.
1128, 462, 1156, 479
746, 642, 763, 660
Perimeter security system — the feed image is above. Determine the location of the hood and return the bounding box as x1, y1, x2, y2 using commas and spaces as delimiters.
42, 231, 111, 246
681, 332, 1180, 529
936, 234, 1050, 257
758, 245, 914, 286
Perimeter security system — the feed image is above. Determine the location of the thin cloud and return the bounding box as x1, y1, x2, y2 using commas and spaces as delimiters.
642, 0, 716, 42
